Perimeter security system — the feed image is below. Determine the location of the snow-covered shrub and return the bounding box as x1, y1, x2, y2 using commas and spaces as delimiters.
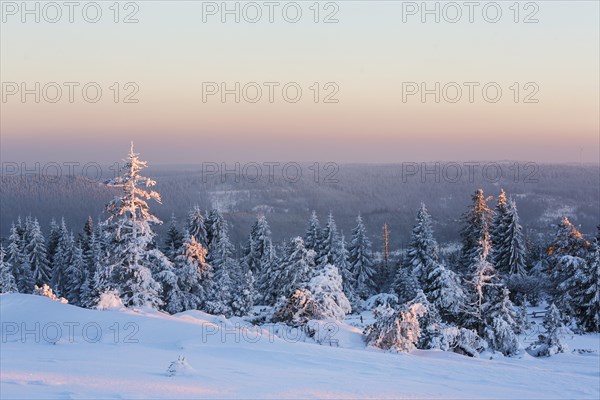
362, 293, 399, 310
166, 356, 193, 377
96, 289, 124, 310
526, 304, 572, 357
364, 302, 426, 352
33, 284, 68, 304
272, 289, 318, 326
441, 327, 485, 358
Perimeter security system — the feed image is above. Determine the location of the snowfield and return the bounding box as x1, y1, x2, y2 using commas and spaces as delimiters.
1, 294, 599, 399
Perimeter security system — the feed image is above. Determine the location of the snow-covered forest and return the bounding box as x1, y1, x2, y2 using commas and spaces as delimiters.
2, 145, 598, 359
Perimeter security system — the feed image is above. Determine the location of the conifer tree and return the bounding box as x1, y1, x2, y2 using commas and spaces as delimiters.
244, 215, 272, 276
164, 213, 184, 262
64, 243, 85, 305
348, 214, 376, 299
304, 211, 322, 253
50, 220, 73, 297
460, 189, 494, 273
492, 193, 527, 277
579, 227, 599, 332
25, 218, 51, 286
317, 212, 343, 267
104, 143, 163, 308
186, 206, 208, 247
483, 288, 521, 356
0, 246, 18, 293
404, 203, 439, 283
173, 234, 212, 311
7, 222, 32, 293
424, 262, 467, 323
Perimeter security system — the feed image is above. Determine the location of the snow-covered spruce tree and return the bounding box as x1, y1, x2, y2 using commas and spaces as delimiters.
205, 257, 234, 316
50, 220, 73, 297
308, 263, 352, 320
424, 262, 467, 324
348, 214, 376, 299
104, 143, 163, 309
547, 217, 590, 263
7, 222, 32, 293
492, 194, 527, 277
465, 240, 499, 333
173, 234, 212, 312
337, 234, 359, 309
547, 217, 591, 299
244, 215, 273, 276
392, 262, 420, 304
80, 229, 104, 308
186, 205, 208, 247
271, 237, 315, 303
304, 211, 322, 253
483, 288, 521, 356
527, 303, 572, 357
579, 227, 599, 332
317, 212, 342, 267
229, 259, 256, 317
25, 218, 51, 287
404, 203, 439, 284
459, 189, 494, 274
364, 302, 426, 352
0, 246, 18, 293
46, 218, 61, 270
409, 290, 445, 350
257, 241, 281, 305
163, 213, 184, 262
206, 210, 235, 268
64, 243, 85, 305
552, 255, 588, 320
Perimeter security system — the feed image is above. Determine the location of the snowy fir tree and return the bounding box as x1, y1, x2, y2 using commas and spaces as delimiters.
0, 246, 18, 293
257, 241, 280, 305
104, 143, 163, 309
483, 288, 521, 356
308, 263, 352, 320
527, 303, 572, 357
552, 255, 588, 320
465, 240, 499, 333
317, 212, 342, 267
267, 237, 315, 305
578, 227, 599, 332
337, 234, 359, 309
228, 259, 256, 317
173, 234, 212, 311
304, 211, 322, 253
206, 210, 235, 268
64, 243, 85, 305
392, 262, 420, 304
7, 222, 33, 293
163, 213, 184, 262
492, 194, 527, 277
205, 258, 235, 316
459, 189, 494, 273
244, 215, 273, 276
423, 262, 467, 323
409, 290, 445, 350
404, 203, 439, 284
25, 218, 51, 287
348, 214, 376, 299
547, 217, 590, 263
186, 206, 208, 247
79, 229, 104, 308
46, 218, 61, 270
50, 220, 73, 297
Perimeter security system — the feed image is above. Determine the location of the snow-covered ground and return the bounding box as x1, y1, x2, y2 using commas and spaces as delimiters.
1, 294, 598, 399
